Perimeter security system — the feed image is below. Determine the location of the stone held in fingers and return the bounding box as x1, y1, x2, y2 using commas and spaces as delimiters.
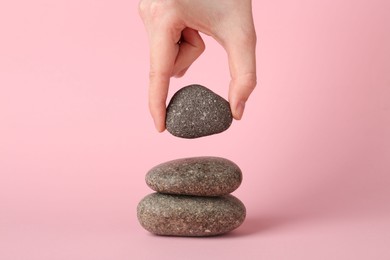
137, 193, 246, 237
166, 84, 233, 138
146, 156, 242, 196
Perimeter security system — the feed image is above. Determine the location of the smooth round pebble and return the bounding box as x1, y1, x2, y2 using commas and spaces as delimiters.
137, 193, 246, 237
166, 84, 233, 138
146, 156, 242, 196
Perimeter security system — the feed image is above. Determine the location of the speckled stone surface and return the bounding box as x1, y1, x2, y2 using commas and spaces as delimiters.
166, 84, 233, 138
146, 156, 242, 196
137, 193, 246, 236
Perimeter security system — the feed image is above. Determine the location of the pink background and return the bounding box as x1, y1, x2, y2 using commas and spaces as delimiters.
1, 0, 389, 259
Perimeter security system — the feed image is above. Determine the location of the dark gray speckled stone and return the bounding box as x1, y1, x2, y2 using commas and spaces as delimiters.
166, 84, 233, 138
146, 157, 242, 196
137, 193, 246, 236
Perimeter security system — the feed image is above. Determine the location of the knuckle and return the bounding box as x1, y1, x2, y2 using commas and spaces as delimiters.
138, 0, 148, 17
245, 73, 257, 89
138, 0, 175, 19
240, 29, 257, 48
235, 73, 257, 91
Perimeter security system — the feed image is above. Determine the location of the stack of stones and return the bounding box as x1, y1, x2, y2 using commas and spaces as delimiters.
137, 84, 246, 237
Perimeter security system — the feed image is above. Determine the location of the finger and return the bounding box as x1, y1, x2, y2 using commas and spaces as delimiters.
172, 28, 205, 77
148, 30, 180, 132
225, 30, 257, 120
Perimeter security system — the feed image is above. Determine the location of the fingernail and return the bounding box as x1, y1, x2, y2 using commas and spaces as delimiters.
235, 101, 246, 120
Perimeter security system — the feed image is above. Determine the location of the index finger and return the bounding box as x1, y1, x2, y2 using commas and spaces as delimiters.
148, 30, 179, 132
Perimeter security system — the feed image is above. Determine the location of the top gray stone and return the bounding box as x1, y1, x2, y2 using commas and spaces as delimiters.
146, 156, 242, 196
166, 84, 233, 138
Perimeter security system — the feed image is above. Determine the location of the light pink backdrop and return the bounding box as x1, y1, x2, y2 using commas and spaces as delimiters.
1, 0, 389, 259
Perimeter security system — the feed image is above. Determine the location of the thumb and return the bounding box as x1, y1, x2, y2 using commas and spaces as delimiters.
225, 32, 257, 120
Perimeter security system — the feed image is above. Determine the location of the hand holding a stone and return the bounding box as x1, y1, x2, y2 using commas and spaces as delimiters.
138, 0, 257, 132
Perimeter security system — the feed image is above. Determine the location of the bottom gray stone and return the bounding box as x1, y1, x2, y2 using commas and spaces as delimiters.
137, 193, 246, 237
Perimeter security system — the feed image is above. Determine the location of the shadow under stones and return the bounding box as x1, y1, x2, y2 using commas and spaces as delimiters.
224, 215, 297, 238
